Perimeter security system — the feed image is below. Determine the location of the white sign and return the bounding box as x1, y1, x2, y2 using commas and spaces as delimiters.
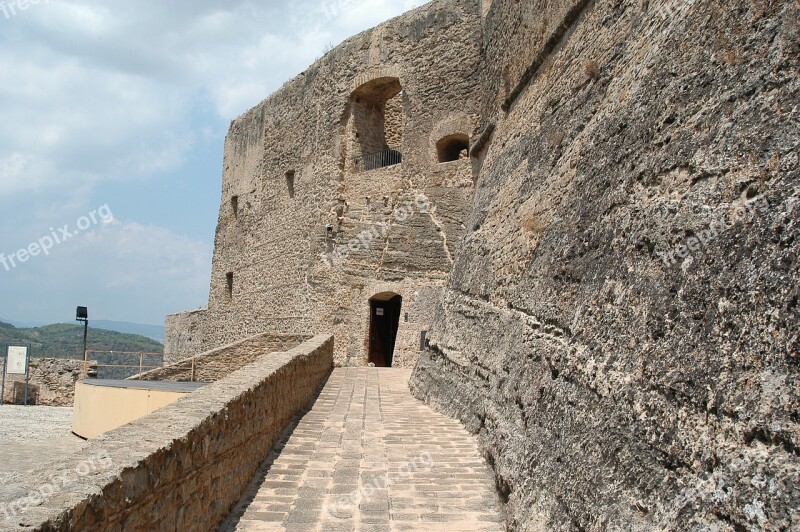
6, 346, 28, 375
376, 308, 384, 316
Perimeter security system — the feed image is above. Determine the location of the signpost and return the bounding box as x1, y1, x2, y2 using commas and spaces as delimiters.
0, 355, 5, 406
7, 346, 28, 374
2, 344, 31, 405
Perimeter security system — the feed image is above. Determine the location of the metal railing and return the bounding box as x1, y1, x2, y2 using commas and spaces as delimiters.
354, 149, 402, 172
86, 351, 167, 380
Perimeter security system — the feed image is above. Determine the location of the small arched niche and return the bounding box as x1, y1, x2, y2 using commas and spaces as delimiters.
436, 134, 470, 163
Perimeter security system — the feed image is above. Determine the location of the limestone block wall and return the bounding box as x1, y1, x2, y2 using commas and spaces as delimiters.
134, 333, 310, 382
412, 0, 800, 530
14, 335, 333, 531
165, 0, 485, 367
1, 358, 85, 406
163, 308, 207, 364
475, 0, 585, 126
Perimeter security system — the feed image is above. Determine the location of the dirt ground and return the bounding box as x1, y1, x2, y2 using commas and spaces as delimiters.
0, 406, 86, 509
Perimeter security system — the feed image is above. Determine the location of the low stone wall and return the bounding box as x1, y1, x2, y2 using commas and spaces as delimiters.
5, 334, 333, 531
1, 359, 86, 406
132, 333, 310, 382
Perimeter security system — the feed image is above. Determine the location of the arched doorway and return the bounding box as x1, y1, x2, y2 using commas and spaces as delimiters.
368, 292, 403, 367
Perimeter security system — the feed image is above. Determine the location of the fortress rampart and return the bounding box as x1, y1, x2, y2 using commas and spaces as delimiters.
165, 0, 800, 529
167, 0, 483, 368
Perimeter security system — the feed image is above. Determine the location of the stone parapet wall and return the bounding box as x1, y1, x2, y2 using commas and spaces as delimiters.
10, 334, 333, 531
1, 358, 86, 406
163, 308, 207, 364
134, 332, 310, 382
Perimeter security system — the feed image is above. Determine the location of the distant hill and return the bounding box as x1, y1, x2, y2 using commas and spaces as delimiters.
0, 319, 164, 343
90, 321, 164, 343
0, 322, 164, 379
0, 318, 46, 328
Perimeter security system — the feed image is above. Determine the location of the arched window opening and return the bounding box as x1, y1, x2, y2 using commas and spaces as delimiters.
351, 77, 404, 172
436, 134, 470, 163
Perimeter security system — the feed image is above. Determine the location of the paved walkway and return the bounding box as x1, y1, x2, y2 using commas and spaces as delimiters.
221, 368, 504, 531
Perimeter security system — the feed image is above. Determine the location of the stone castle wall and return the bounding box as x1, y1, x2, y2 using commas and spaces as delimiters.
412, 0, 800, 530
167, 0, 484, 367
12, 335, 333, 531
136, 332, 309, 382
2, 358, 86, 406
163, 308, 207, 363
159, 0, 800, 528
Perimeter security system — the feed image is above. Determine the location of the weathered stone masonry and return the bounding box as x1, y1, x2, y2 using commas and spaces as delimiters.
1, 358, 86, 406
166, 0, 483, 368
163, 0, 800, 530
412, 0, 800, 530
137, 333, 309, 382
13, 335, 333, 531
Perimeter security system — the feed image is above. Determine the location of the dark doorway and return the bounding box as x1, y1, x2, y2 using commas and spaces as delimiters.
368, 293, 403, 367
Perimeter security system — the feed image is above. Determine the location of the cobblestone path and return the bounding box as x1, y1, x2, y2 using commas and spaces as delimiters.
221, 368, 504, 531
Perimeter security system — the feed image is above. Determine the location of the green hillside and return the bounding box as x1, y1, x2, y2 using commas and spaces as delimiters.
0, 322, 163, 359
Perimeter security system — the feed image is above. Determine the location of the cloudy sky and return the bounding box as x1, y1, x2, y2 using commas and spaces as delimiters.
0, 0, 421, 327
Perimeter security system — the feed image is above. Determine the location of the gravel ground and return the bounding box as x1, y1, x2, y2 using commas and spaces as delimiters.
0, 406, 87, 510
0, 406, 76, 441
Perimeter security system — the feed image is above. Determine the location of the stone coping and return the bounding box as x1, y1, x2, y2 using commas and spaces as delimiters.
80, 380, 208, 393
3, 334, 333, 531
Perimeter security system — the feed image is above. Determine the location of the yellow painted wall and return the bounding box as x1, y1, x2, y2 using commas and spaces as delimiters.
73, 381, 191, 439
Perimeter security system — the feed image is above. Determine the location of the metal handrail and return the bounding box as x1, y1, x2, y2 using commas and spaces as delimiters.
354, 148, 402, 172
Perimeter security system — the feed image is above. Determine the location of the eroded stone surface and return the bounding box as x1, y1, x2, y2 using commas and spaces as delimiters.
2, 359, 86, 406
411, 0, 800, 530
157, 0, 799, 529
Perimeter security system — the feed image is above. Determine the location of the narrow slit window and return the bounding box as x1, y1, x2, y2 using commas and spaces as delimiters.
286, 170, 295, 198
231, 196, 239, 218
226, 272, 234, 302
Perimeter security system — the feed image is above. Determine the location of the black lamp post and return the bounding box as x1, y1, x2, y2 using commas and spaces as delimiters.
76, 306, 88, 368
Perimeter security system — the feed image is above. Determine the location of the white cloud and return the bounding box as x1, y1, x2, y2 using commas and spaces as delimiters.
0, 217, 212, 324
0, 0, 426, 324
0, 0, 426, 196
